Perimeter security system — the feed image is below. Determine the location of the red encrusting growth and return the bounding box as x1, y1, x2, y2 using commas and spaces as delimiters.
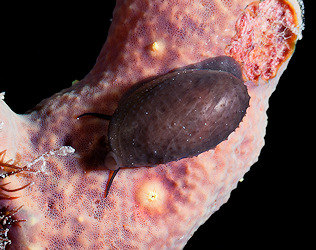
225, 0, 298, 81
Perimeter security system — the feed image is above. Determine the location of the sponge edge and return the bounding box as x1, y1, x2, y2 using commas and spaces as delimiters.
291, 0, 305, 38
0, 98, 22, 160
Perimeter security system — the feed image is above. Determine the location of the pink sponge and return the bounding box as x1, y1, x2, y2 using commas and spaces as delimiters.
0, 0, 304, 249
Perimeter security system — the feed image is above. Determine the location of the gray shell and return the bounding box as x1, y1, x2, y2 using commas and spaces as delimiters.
108, 58, 250, 167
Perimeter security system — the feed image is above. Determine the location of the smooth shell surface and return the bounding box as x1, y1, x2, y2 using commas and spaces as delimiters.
109, 69, 250, 167
179, 55, 243, 80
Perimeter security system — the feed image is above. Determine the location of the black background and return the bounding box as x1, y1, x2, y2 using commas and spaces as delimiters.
0, 1, 312, 249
